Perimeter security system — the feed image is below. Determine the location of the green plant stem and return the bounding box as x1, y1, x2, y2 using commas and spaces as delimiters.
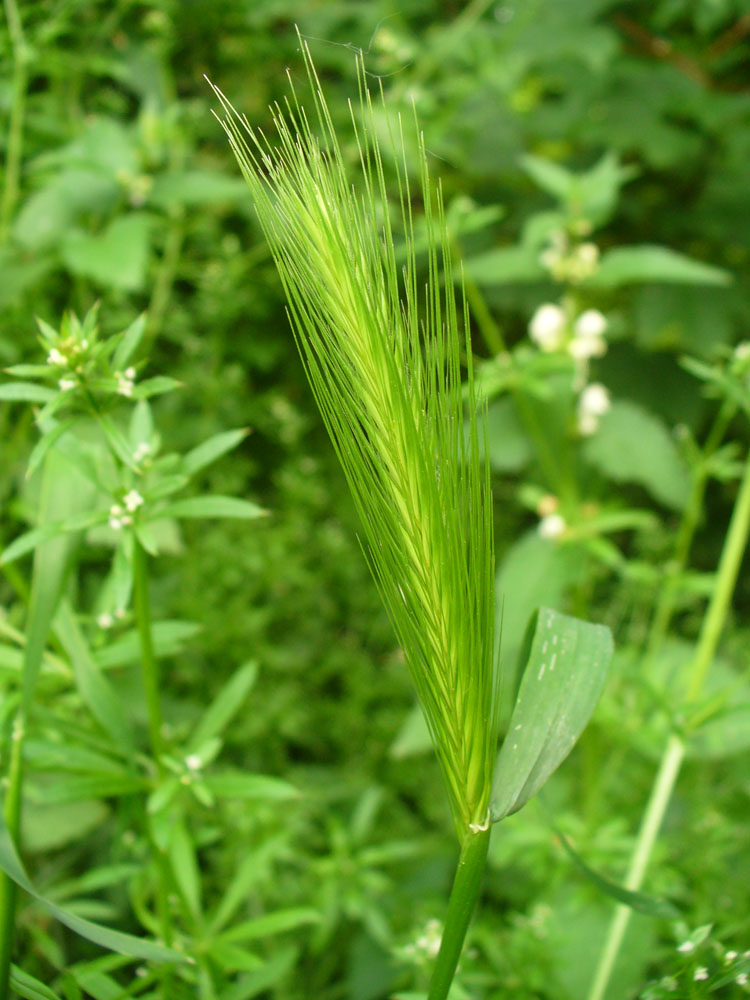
1, 0, 28, 242
0, 709, 24, 997
132, 538, 166, 764
427, 826, 490, 1000
588, 437, 750, 1000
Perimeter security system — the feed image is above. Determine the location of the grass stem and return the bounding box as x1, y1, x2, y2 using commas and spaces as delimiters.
1, 0, 28, 242
588, 433, 750, 1000
132, 538, 166, 764
427, 826, 490, 1000
0, 709, 24, 997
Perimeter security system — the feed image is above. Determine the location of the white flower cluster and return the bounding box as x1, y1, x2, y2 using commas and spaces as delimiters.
109, 489, 144, 530
401, 918, 443, 964
528, 303, 608, 361
536, 495, 566, 540
540, 230, 600, 283
116, 367, 137, 397
577, 382, 611, 436
47, 337, 90, 392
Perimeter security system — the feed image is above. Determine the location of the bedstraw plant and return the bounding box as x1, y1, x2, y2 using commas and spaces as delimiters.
212, 42, 614, 999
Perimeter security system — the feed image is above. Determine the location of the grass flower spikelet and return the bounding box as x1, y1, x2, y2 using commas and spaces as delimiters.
211, 45, 500, 836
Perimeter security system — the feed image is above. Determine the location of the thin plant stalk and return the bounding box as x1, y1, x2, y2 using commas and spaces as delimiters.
1, 0, 28, 242
0, 709, 24, 996
132, 538, 166, 764
588, 434, 750, 1000
427, 826, 491, 1000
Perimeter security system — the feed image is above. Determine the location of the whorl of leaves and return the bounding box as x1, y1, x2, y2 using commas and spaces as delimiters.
211, 42, 499, 835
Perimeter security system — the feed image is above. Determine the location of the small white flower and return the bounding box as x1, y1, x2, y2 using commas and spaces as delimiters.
735, 343, 750, 361
538, 513, 566, 540
575, 309, 607, 340
58, 377, 76, 391
123, 489, 144, 512
115, 370, 135, 397
694, 967, 709, 981
737, 973, 748, 986
580, 383, 611, 417
185, 754, 202, 772
568, 333, 607, 360
110, 504, 123, 517
529, 303, 567, 352
134, 442, 151, 462
577, 243, 600, 268
677, 940, 695, 953
109, 516, 123, 531
97, 612, 114, 629
120, 514, 132, 526
80, 338, 89, 350
47, 348, 66, 366
726, 951, 738, 962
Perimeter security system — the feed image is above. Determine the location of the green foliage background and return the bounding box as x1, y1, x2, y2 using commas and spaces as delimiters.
1, 1, 750, 998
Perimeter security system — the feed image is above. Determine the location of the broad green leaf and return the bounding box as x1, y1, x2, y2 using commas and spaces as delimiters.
168, 820, 202, 922
0, 382, 56, 403
29, 774, 147, 805
582, 400, 691, 511
21, 450, 95, 706
588, 245, 730, 289
53, 600, 136, 754
148, 169, 249, 208
222, 946, 297, 1000
188, 660, 258, 751
182, 428, 249, 476
0, 819, 185, 964
203, 772, 297, 802
521, 155, 574, 202
61, 215, 152, 291
553, 822, 679, 918
25, 420, 77, 481
10, 966, 63, 1000
133, 375, 182, 399
220, 908, 320, 945
156, 495, 267, 520
95, 620, 201, 669
112, 313, 146, 370
464, 245, 546, 285
483, 397, 533, 472
687, 702, 750, 759
209, 941, 264, 972
490, 607, 613, 822
23, 801, 109, 853
0, 509, 109, 566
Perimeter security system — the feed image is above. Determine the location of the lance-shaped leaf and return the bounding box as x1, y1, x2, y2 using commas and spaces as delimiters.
490, 607, 613, 822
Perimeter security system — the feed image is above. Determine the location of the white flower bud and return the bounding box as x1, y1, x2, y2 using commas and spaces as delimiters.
538, 513, 566, 540
574, 309, 607, 339
48, 348, 67, 366
123, 489, 144, 512
58, 378, 76, 391
529, 303, 567, 352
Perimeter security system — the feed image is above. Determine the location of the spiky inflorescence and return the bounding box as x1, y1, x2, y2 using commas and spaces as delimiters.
211, 44, 500, 836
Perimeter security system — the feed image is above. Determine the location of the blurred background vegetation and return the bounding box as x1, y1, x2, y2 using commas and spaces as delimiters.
1, 1, 750, 998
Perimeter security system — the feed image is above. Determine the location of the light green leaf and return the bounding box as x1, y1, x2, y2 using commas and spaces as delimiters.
10, 966, 63, 1000
582, 400, 691, 511
133, 375, 182, 399
464, 245, 545, 286
0, 818, 185, 964
168, 820, 202, 922
53, 600, 136, 754
219, 908, 320, 945
490, 607, 613, 822
588, 245, 730, 289
156, 496, 267, 520
112, 313, 146, 370
148, 170, 249, 208
25, 420, 77, 481
0, 382, 56, 403
203, 772, 298, 802
182, 428, 249, 476
222, 946, 297, 1000
188, 660, 258, 751
61, 215, 152, 291
95, 620, 201, 669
